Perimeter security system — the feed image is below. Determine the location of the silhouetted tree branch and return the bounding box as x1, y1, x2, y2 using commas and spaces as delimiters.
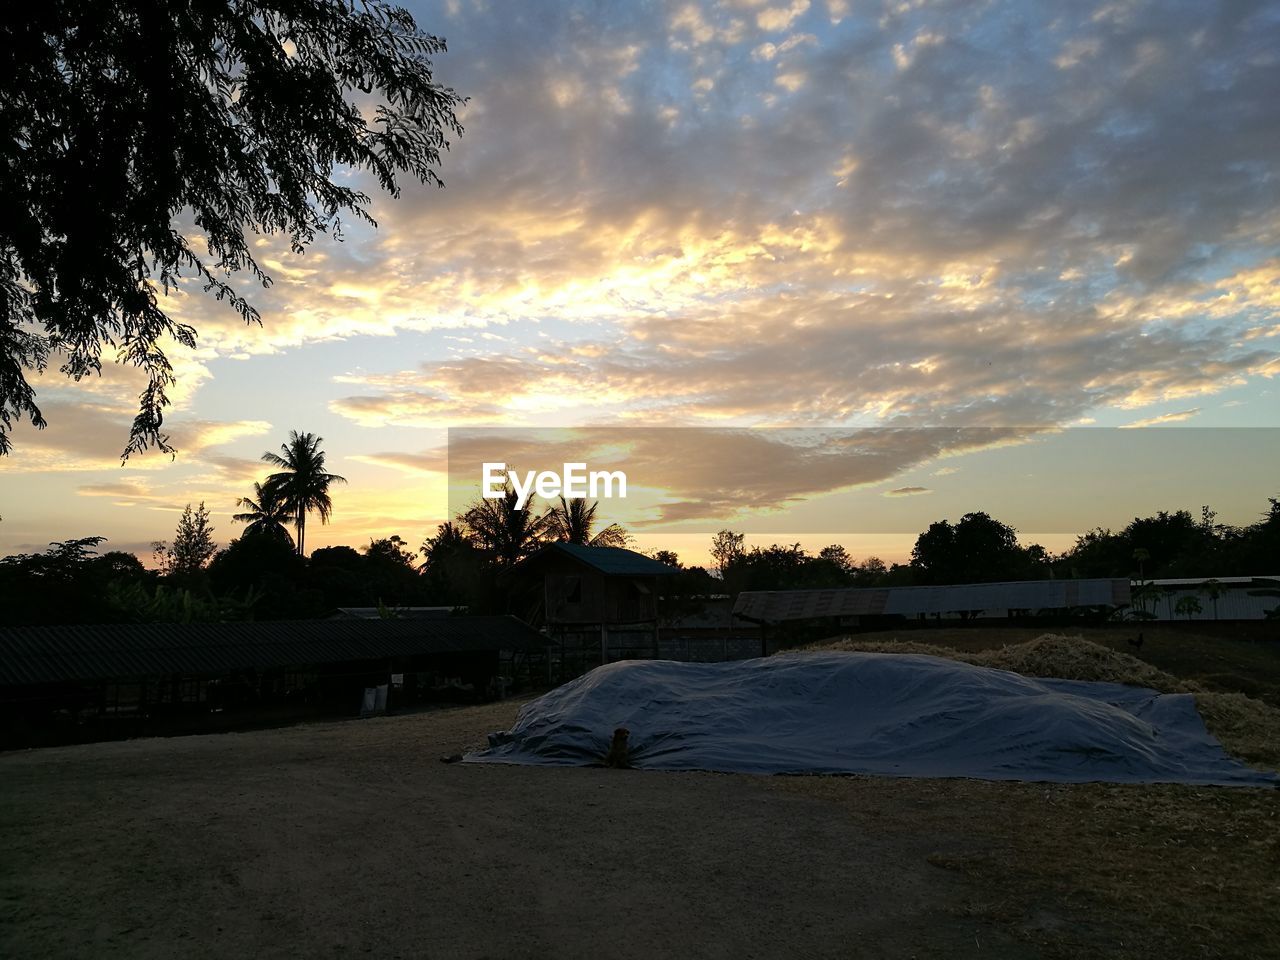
1, 0, 463, 456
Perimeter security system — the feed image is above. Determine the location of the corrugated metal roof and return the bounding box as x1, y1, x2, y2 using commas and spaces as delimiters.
0, 617, 545, 687
329, 607, 462, 619
1148, 576, 1280, 588
734, 579, 1130, 624
522, 543, 681, 577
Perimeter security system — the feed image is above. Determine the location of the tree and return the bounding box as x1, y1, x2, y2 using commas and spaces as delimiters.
419, 521, 485, 604
853, 556, 889, 585
262, 431, 347, 556
365, 534, 416, 566
2, 0, 464, 457
306, 544, 367, 606
419, 521, 470, 567
1126, 511, 1211, 578
459, 482, 552, 566
156, 502, 218, 577
910, 512, 1027, 584
710, 530, 745, 575
1127, 580, 1161, 620
1056, 509, 1223, 580
546, 496, 629, 548
1174, 595, 1203, 621
1058, 527, 1130, 579
362, 535, 424, 607
0, 536, 135, 624
1132, 547, 1150, 581
233, 480, 294, 543
208, 533, 303, 618
89, 550, 149, 584
818, 544, 855, 575
1199, 578, 1225, 620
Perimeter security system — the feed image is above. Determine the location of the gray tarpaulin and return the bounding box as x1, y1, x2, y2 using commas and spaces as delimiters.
465, 652, 1276, 786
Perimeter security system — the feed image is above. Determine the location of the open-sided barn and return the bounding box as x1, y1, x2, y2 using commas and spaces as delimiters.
734, 578, 1132, 628
0, 616, 543, 748
1139, 576, 1280, 621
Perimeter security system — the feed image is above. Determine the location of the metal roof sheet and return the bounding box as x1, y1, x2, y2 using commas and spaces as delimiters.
1147, 576, 1280, 588
0, 617, 544, 687
330, 607, 461, 619
522, 543, 681, 577
734, 579, 1130, 624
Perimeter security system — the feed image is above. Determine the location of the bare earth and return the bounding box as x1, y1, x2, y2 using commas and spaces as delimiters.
2, 699, 1276, 960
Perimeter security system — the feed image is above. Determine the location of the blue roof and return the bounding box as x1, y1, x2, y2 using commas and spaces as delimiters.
526, 543, 680, 577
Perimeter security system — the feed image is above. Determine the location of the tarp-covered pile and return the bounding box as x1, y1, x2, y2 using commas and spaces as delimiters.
466, 652, 1276, 786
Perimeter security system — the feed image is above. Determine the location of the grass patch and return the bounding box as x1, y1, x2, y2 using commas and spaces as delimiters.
774, 775, 1280, 959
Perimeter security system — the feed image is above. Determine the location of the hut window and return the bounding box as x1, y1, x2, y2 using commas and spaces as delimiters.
566, 576, 582, 603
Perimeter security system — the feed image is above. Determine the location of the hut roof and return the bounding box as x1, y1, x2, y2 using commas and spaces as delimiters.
520, 543, 680, 577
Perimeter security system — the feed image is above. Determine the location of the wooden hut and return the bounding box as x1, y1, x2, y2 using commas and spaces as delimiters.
517, 543, 679, 679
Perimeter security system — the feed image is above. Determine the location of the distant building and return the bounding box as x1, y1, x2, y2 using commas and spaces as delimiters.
734, 578, 1131, 628
1136, 576, 1280, 621
517, 543, 679, 678
658, 595, 763, 662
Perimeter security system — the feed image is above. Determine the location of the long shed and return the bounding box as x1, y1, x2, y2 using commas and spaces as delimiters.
0, 616, 543, 747
1140, 576, 1280, 621
734, 579, 1131, 626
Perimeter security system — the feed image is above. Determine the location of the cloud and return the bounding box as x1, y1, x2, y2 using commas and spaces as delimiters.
444, 426, 1034, 526
1120, 408, 1202, 428
757, 0, 810, 33
22, 2, 1276, 429
7, 400, 273, 474
884, 486, 931, 497
288, 1, 1277, 446
77, 481, 151, 499
10, 0, 1280, 552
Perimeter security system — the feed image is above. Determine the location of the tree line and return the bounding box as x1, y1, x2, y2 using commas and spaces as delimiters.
2, 430, 1278, 625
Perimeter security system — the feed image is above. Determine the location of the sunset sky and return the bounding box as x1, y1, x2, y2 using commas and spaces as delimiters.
3, 0, 1279, 567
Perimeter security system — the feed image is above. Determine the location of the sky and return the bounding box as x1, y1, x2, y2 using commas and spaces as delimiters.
3, 0, 1279, 567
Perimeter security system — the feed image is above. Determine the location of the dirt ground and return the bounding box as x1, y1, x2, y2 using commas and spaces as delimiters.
2, 696, 1277, 960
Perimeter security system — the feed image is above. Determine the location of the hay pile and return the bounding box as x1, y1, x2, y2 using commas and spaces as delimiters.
1193, 691, 1280, 768
811, 633, 1280, 772
972, 634, 1191, 691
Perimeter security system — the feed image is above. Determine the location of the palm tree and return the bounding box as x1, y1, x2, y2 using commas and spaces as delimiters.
1127, 580, 1160, 620
1199, 578, 1224, 620
419, 521, 471, 571
1131, 547, 1153, 616
261, 431, 347, 556
460, 482, 552, 566
1174, 595, 1203, 621
232, 480, 294, 544
1132, 547, 1150, 581
547, 496, 629, 548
